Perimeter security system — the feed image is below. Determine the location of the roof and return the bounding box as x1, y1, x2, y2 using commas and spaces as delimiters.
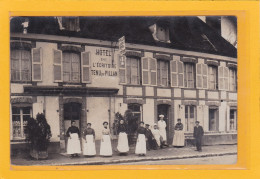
10, 16, 237, 58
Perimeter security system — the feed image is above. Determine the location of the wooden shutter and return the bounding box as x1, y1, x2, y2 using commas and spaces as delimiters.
81, 52, 91, 83
218, 66, 224, 90
53, 49, 63, 82
202, 64, 208, 89
32, 48, 42, 81
224, 67, 229, 90
118, 55, 126, 84
196, 63, 202, 88
142, 57, 149, 85
150, 58, 157, 86
178, 61, 184, 87
170, 60, 178, 87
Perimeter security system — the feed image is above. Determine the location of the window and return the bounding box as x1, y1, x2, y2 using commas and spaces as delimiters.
209, 108, 218, 131
128, 104, 142, 134
208, 65, 218, 90
149, 23, 170, 43
184, 63, 195, 88
11, 49, 31, 82
12, 106, 32, 139
126, 57, 140, 85
63, 52, 80, 83
230, 109, 237, 131
185, 105, 196, 132
196, 63, 208, 89
157, 60, 169, 86
58, 17, 80, 32
229, 68, 237, 91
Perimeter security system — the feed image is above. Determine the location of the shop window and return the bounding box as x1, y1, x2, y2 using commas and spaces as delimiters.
126, 57, 141, 85
63, 52, 80, 83
12, 106, 32, 139
185, 105, 196, 132
230, 109, 237, 131
157, 59, 169, 87
229, 68, 237, 92
209, 108, 219, 131
208, 65, 218, 90
184, 63, 195, 88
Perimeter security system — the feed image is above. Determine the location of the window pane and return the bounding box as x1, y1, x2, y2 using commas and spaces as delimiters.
23, 107, 31, 114
185, 106, 188, 118
190, 106, 194, 118
12, 107, 20, 114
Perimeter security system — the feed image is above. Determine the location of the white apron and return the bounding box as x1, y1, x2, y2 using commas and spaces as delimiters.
117, 132, 129, 153
100, 135, 112, 156
172, 130, 185, 146
67, 133, 81, 154
135, 134, 146, 154
158, 121, 167, 141
152, 129, 161, 146
83, 135, 96, 156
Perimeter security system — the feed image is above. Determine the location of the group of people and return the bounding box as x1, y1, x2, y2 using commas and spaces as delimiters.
66, 114, 204, 158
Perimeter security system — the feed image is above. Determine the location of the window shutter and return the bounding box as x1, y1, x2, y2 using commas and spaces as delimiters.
218, 66, 224, 90
178, 61, 184, 87
170, 60, 178, 87
150, 58, 157, 86
81, 52, 91, 83
142, 57, 149, 85
53, 49, 63, 82
196, 63, 202, 88
118, 55, 126, 84
202, 64, 208, 89
224, 67, 229, 90
32, 48, 42, 81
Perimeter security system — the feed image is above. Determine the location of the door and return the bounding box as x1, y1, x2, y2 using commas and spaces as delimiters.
185, 105, 196, 132
209, 108, 218, 131
157, 104, 170, 142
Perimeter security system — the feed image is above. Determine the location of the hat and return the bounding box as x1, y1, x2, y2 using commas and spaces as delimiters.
195, 121, 200, 124
103, 121, 108, 125
145, 124, 150, 126
159, 114, 164, 118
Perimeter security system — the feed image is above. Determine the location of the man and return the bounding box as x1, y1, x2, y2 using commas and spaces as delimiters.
145, 124, 157, 150
193, 121, 204, 152
158, 114, 168, 147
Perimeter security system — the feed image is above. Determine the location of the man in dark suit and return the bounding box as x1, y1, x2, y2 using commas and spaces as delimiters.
193, 121, 204, 152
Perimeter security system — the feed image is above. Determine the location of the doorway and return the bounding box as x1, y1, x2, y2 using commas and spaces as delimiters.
209, 108, 218, 131
157, 104, 170, 143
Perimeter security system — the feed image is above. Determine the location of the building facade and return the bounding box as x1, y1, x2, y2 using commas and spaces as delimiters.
10, 16, 237, 153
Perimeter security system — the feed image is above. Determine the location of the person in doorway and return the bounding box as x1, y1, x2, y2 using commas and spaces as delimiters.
172, 118, 185, 147
158, 114, 168, 148
100, 121, 113, 157
135, 122, 146, 156
193, 121, 204, 152
83, 123, 96, 157
151, 124, 161, 149
66, 120, 81, 158
117, 119, 129, 155
145, 124, 158, 150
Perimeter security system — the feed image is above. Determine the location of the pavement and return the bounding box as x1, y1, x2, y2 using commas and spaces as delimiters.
11, 144, 237, 166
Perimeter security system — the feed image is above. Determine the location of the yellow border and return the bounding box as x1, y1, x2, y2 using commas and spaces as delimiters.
0, 0, 259, 178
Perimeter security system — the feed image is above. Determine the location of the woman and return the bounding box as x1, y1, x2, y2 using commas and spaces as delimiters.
135, 122, 146, 156
172, 118, 185, 147
100, 121, 113, 157
83, 123, 96, 157
151, 124, 161, 148
66, 120, 81, 158
117, 119, 129, 155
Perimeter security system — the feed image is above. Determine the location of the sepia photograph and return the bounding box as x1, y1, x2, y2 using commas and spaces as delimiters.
10, 16, 237, 166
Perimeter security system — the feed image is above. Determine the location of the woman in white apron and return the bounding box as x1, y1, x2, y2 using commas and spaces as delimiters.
158, 114, 168, 147
66, 120, 81, 158
172, 119, 185, 147
135, 122, 146, 156
117, 119, 129, 155
151, 124, 161, 148
100, 121, 113, 157
83, 123, 96, 156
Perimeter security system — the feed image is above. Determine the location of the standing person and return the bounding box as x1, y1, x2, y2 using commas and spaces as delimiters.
145, 124, 157, 150
151, 124, 161, 148
135, 122, 146, 156
117, 119, 129, 155
193, 121, 204, 152
100, 121, 113, 157
172, 119, 185, 147
66, 120, 81, 158
158, 114, 168, 147
83, 123, 96, 157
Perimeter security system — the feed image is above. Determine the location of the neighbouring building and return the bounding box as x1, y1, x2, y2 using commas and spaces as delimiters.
10, 16, 237, 153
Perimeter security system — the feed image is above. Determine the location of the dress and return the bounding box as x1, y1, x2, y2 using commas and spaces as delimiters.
172, 123, 185, 146
100, 127, 113, 156
135, 127, 146, 155
152, 129, 161, 146
83, 128, 96, 156
66, 126, 81, 155
145, 128, 158, 150
158, 120, 167, 141
117, 124, 129, 153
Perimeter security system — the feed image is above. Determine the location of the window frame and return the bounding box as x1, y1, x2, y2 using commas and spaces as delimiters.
185, 105, 196, 132
62, 51, 81, 83
229, 108, 237, 131
126, 56, 141, 85
208, 107, 219, 132
157, 59, 169, 87
229, 67, 237, 92
184, 62, 196, 88
208, 65, 218, 90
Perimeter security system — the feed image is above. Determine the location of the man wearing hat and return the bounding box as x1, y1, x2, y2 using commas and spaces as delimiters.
158, 114, 168, 147
193, 121, 204, 152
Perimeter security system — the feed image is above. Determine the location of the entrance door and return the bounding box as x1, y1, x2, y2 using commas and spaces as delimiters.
185, 105, 196, 132
209, 108, 218, 131
157, 104, 170, 142
64, 102, 81, 150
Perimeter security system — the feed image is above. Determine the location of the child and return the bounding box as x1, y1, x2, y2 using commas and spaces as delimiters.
83, 123, 96, 157
66, 120, 81, 158
151, 124, 161, 148
117, 119, 129, 155
100, 121, 113, 157
135, 122, 146, 156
